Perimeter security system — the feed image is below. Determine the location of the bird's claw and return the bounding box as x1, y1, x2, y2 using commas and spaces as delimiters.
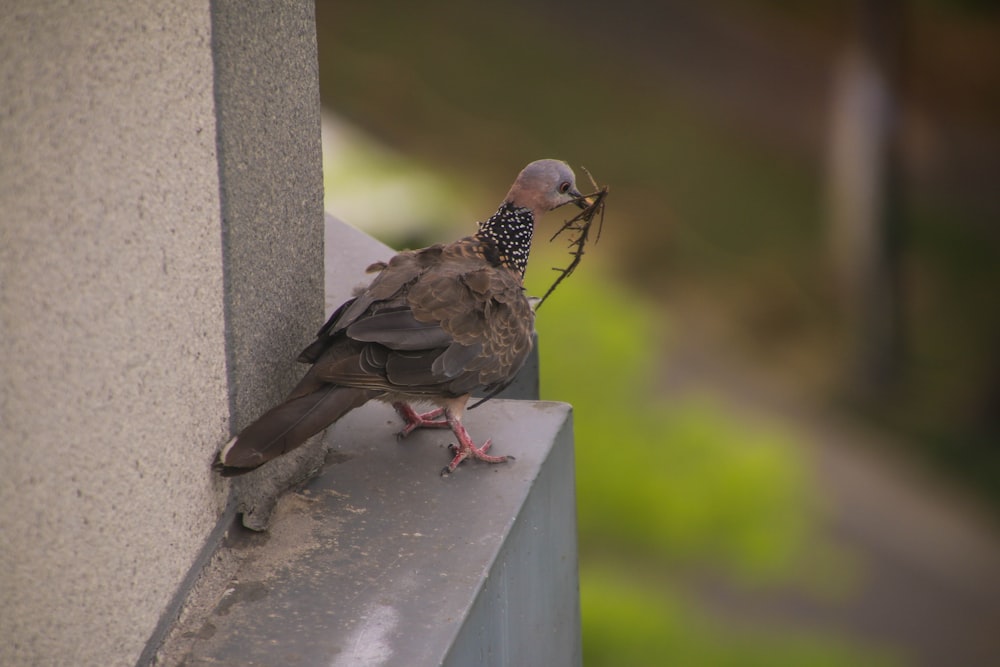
441, 438, 510, 475
394, 403, 448, 439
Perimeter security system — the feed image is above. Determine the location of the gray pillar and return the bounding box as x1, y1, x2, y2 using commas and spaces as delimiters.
0, 2, 324, 665
212, 0, 325, 430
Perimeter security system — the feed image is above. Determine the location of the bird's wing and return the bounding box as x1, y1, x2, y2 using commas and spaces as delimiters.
302, 242, 534, 399
294, 246, 436, 364
405, 258, 534, 393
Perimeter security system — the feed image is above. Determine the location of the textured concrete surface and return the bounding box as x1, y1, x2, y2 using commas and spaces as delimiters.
212, 0, 325, 431
323, 214, 396, 316
226, 216, 394, 532
153, 400, 580, 667
0, 2, 324, 666
208, 0, 328, 532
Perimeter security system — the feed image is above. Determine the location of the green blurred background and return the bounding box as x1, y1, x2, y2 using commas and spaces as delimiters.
313, 1, 1000, 664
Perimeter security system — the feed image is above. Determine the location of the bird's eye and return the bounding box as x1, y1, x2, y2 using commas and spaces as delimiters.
558, 181, 571, 194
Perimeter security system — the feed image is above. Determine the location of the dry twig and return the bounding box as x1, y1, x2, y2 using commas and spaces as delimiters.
535, 166, 608, 310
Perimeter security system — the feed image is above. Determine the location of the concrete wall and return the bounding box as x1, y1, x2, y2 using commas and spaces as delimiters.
0, 2, 323, 665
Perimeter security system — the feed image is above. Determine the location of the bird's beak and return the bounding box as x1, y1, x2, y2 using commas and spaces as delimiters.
571, 189, 590, 209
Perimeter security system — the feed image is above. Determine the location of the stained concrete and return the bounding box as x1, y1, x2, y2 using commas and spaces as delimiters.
153, 400, 580, 667
0, 2, 324, 665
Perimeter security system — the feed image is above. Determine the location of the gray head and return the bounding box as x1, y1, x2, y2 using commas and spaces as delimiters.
504, 159, 586, 218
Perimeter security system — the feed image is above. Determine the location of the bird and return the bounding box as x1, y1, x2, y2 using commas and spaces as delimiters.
215, 159, 588, 476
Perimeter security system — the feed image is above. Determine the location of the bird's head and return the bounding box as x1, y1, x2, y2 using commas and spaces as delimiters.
504, 159, 589, 218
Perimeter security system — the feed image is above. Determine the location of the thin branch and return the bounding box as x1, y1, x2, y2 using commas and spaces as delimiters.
536, 167, 608, 310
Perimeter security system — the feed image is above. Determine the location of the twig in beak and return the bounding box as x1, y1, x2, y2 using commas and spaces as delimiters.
536, 168, 608, 310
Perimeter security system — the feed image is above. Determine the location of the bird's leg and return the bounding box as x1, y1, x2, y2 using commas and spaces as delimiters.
442, 408, 509, 475
393, 402, 448, 438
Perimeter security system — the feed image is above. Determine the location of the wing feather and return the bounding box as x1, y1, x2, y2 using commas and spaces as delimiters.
296, 240, 533, 399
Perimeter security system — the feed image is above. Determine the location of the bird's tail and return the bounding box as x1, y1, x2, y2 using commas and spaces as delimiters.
215, 386, 377, 476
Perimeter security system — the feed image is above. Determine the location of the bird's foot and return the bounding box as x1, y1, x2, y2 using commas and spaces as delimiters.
442, 438, 513, 475
393, 402, 448, 438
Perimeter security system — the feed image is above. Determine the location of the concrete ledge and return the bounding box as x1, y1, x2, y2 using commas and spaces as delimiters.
154, 399, 580, 666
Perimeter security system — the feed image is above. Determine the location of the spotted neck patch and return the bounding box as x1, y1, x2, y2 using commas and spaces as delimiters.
475, 202, 535, 276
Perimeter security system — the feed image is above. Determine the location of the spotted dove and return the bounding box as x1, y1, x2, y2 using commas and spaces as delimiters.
216, 159, 587, 476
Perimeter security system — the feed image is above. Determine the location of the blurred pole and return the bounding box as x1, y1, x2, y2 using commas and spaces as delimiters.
826, 0, 905, 398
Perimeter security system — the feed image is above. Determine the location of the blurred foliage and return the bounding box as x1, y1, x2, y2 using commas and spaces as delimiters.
523, 251, 889, 664
321, 115, 476, 246
316, 1, 999, 662
580, 566, 898, 667
527, 257, 812, 579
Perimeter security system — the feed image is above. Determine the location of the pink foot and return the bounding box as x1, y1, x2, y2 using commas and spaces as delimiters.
393, 402, 448, 438
441, 415, 512, 475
